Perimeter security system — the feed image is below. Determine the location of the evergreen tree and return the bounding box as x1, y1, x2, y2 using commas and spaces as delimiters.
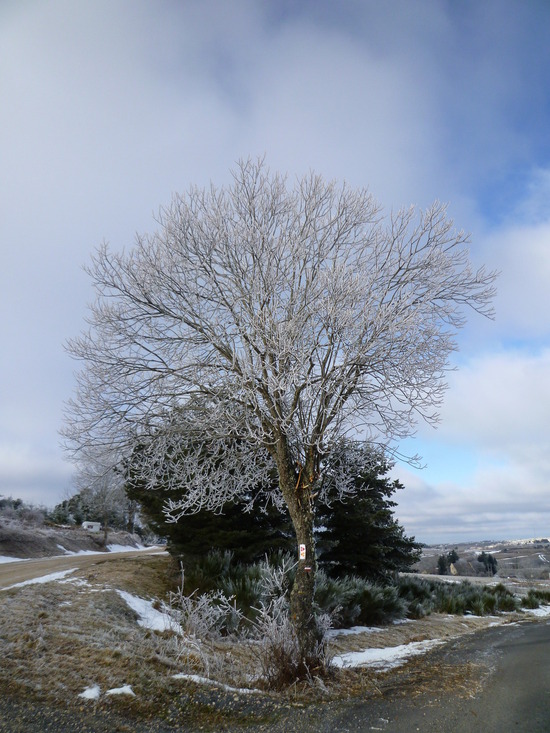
437, 554, 449, 575
125, 449, 294, 563
315, 448, 423, 582
125, 439, 421, 580
478, 551, 498, 576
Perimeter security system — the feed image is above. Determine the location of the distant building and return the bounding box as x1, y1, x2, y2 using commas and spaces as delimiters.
82, 521, 101, 533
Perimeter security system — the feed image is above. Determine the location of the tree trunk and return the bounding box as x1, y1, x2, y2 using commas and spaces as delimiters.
276, 446, 321, 664
288, 501, 319, 663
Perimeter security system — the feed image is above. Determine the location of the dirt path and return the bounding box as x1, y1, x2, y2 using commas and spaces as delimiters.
0, 547, 167, 589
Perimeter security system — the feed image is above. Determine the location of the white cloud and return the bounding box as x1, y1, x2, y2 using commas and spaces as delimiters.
438, 349, 550, 452
1, 0, 550, 540
394, 346, 550, 542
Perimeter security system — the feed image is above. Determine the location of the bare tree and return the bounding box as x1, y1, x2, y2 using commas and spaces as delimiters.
63, 158, 497, 665
73, 457, 134, 544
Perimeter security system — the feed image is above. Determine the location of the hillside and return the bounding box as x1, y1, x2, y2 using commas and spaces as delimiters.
415, 538, 550, 581
0, 518, 144, 560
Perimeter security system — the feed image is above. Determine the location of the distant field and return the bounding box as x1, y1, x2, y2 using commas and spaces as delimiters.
415, 538, 550, 582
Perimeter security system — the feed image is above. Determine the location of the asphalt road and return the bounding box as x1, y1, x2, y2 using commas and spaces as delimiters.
0, 546, 167, 590
330, 619, 550, 732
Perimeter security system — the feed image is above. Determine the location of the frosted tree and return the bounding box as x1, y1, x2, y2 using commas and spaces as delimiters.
63, 158, 497, 665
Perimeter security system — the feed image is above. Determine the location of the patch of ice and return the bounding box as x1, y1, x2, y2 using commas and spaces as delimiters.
332, 639, 444, 670
172, 674, 263, 695
106, 684, 135, 696
116, 589, 178, 633
1, 568, 77, 591
78, 684, 100, 700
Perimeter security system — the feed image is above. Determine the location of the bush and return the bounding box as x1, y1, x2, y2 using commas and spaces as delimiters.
314, 571, 406, 627
521, 588, 550, 610
397, 577, 519, 617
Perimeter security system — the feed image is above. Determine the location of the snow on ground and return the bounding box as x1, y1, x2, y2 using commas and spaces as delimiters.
332, 639, 445, 670
78, 684, 135, 700
527, 605, 550, 618
56, 543, 147, 556
78, 685, 101, 700
1, 568, 77, 591
0, 556, 27, 564
116, 589, 178, 633
107, 543, 146, 552
106, 684, 135, 696
56, 548, 102, 556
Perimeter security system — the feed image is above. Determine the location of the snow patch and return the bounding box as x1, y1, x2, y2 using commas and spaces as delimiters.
78, 684, 101, 700
107, 543, 145, 552
116, 589, 177, 633
172, 674, 263, 695
527, 605, 550, 618
332, 639, 445, 670
1, 568, 77, 591
106, 684, 135, 696
0, 556, 28, 564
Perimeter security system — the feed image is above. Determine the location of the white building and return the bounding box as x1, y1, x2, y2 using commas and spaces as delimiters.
82, 521, 101, 533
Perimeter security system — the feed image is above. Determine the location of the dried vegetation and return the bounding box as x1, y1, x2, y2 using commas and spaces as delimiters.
0, 553, 536, 729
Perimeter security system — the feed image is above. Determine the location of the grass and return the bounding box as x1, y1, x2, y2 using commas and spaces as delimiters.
1, 551, 548, 730
0, 560, 175, 710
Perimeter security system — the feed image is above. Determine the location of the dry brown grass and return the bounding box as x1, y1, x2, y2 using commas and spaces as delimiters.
0, 552, 526, 728
0, 556, 182, 716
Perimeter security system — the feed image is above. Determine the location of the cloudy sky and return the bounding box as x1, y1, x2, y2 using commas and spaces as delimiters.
2, 0, 550, 544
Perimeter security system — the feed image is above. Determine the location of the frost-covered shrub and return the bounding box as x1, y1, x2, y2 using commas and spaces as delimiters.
169, 585, 243, 639
249, 561, 330, 688
180, 549, 296, 621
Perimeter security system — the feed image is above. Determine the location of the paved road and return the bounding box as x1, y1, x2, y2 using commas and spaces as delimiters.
329, 619, 550, 732
0, 546, 167, 589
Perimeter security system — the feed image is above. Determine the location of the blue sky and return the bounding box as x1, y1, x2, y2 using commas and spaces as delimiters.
2, 0, 550, 544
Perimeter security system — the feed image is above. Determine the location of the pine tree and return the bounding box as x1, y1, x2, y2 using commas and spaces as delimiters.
315, 448, 422, 582
125, 440, 421, 579
125, 464, 294, 563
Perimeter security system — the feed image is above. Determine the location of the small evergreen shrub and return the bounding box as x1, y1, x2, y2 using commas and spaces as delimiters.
522, 589, 540, 609
521, 588, 550, 609
314, 572, 406, 627
397, 577, 519, 617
